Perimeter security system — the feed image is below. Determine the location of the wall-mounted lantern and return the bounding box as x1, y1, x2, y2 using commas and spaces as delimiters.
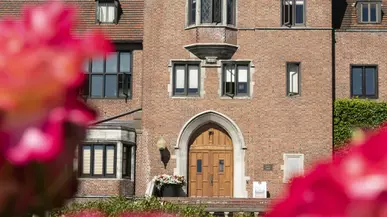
156, 136, 170, 168
156, 137, 166, 151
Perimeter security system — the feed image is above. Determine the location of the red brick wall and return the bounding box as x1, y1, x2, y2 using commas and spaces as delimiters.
139, 0, 333, 197
238, 0, 332, 28
335, 32, 387, 100
77, 179, 134, 197
88, 50, 143, 121
339, 0, 387, 30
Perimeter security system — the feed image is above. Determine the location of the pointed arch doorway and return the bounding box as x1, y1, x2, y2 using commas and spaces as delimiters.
189, 123, 233, 197
175, 110, 247, 198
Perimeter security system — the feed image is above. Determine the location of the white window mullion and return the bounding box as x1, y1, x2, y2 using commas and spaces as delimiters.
117, 142, 123, 179
131, 146, 135, 181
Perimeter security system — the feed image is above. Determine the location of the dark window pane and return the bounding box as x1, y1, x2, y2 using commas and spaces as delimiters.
227, 0, 234, 24
286, 5, 293, 25
105, 75, 117, 97
190, 0, 196, 25
295, 2, 304, 24
92, 57, 104, 73
201, 0, 211, 23
123, 146, 127, 176
197, 159, 202, 173
82, 75, 90, 96
219, 160, 224, 172
213, 0, 222, 23
370, 4, 377, 22
127, 147, 132, 179
365, 67, 376, 95
120, 52, 131, 72
91, 75, 103, 97
352, 67, 363, 96
283, 0, 292, 25
362, 4, 369, 22
118, 74, 129, 97
106, 52, 118, 73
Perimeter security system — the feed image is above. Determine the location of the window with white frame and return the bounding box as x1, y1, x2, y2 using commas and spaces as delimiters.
188, 0, 236, 26
283, 154, 304, 183
173, 63, 200, 96
96, 0, 118, 24
222, 62, 250, 97
287, 62, 300, 96
80, 144, 116, 178
357, 1, 382, 23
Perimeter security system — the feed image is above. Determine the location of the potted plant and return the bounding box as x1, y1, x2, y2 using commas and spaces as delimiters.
152, 174, 185, 197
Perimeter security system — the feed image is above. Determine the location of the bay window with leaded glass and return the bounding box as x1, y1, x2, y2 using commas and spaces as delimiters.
187, 0, 236, 26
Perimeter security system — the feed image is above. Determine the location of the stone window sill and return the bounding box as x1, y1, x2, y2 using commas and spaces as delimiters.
78, 178, 133, 181
185, 24, 237, 30
220, 96, 251, 100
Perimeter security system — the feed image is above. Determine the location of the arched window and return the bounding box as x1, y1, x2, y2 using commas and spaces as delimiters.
188, 0, 236, 26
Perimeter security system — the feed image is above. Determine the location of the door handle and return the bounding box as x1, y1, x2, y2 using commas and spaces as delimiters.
210, 175, 213, 185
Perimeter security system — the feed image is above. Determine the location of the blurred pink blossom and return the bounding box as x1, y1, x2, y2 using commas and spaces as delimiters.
64, 210, 107, 217
266, 124, 387, 217
0, 0, 111, 164
119, 212, 178, 217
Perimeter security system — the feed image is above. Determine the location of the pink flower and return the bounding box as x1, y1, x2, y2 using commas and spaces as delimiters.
0, 0, 112, 164
0, 122, 85, 216
266, 124, 387, 217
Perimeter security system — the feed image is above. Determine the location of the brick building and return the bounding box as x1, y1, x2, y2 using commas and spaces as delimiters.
0, 0, 383, 201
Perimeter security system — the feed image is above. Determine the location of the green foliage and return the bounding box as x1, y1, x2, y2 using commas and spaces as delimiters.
51, 196, 213, 217
334, 98, 387, 147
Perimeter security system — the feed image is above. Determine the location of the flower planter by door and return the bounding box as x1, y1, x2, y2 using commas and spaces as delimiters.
161, 184, 179, 197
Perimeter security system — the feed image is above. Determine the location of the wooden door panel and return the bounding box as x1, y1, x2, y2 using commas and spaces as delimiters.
189, 151, 211, 197
211, 151, 233, 197
189, 124, 233, 198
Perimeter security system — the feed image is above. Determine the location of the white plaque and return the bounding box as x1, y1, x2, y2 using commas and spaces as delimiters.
253, 181, 267, 198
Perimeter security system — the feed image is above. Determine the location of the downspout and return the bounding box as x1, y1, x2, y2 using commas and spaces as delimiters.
332, 28, 336, 158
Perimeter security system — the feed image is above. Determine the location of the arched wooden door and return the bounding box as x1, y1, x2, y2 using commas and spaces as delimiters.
188, 124, 233, 197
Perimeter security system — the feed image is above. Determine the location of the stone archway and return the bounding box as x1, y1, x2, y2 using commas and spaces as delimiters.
175, 110, 247, 198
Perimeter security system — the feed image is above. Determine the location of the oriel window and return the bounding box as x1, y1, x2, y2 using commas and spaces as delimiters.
201, 0, 222, 23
